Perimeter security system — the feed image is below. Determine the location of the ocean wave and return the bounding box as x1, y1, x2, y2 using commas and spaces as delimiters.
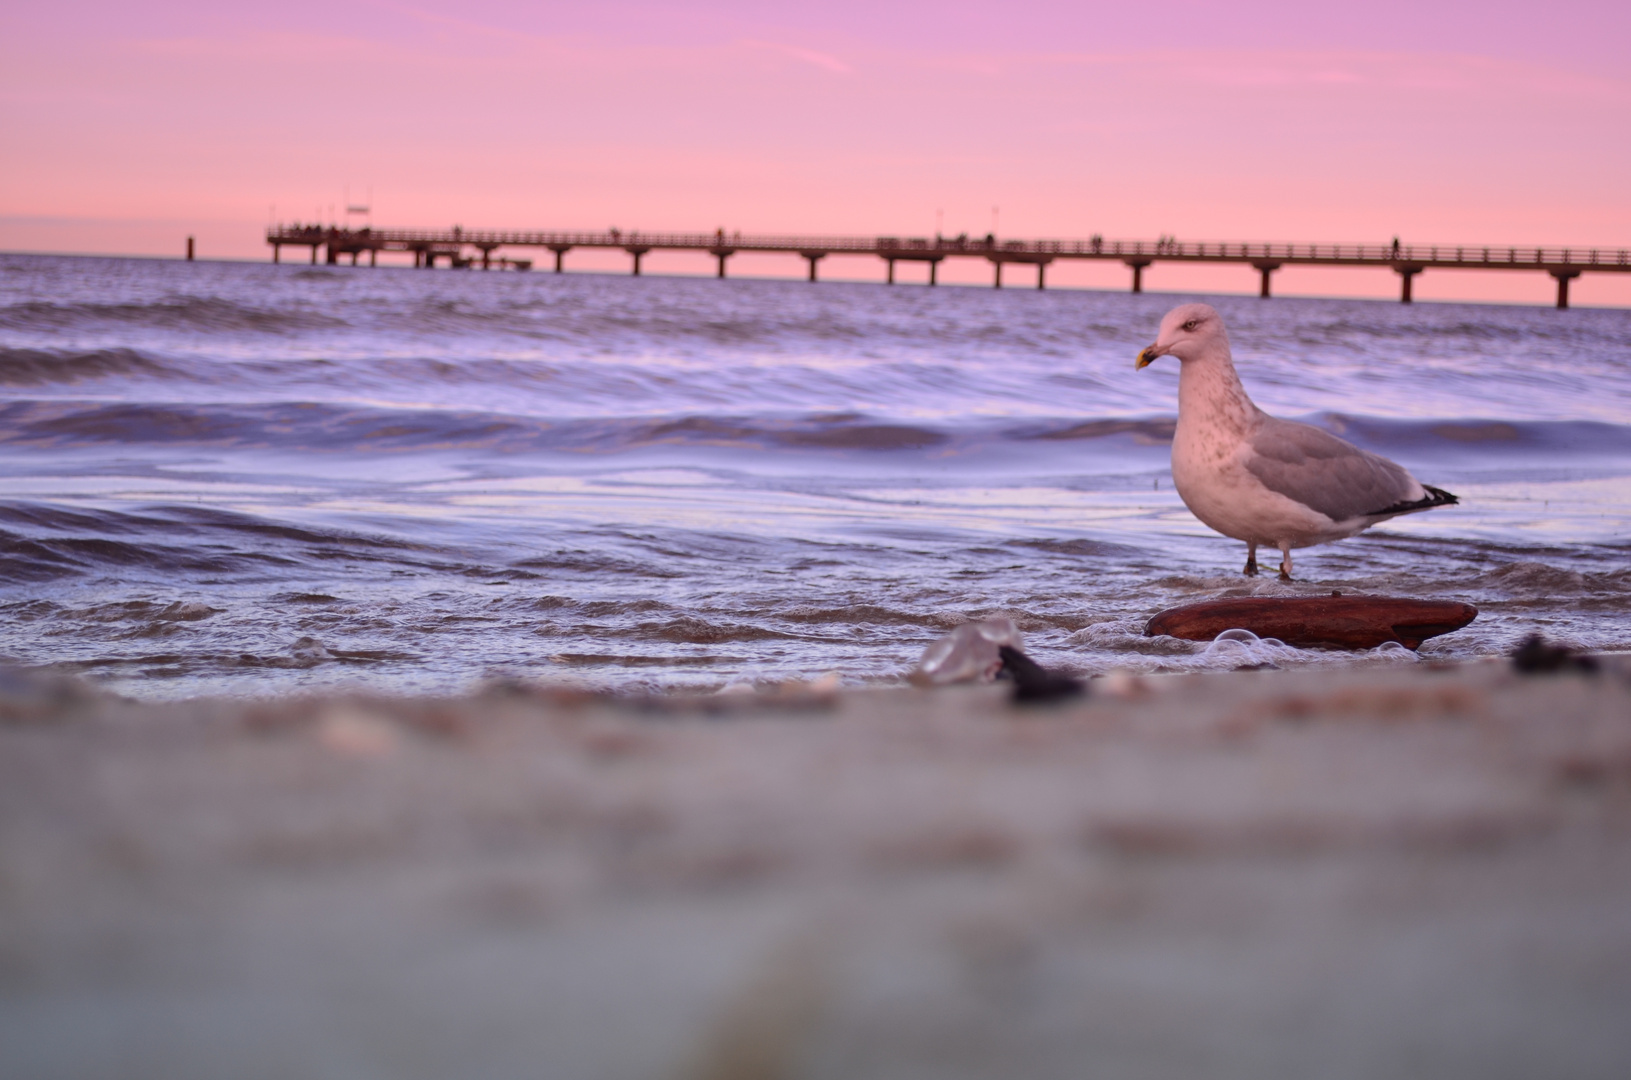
0, 402, 955, 455
781, 603, 946, 626
0, 296, 344, 334
242, 276, 1117, 365
1282, 312, 1631, 350
0, 502, 448, 584
620, 616, 807, 644
1319, 413, 1631, 459
2, 399, 1628, 465
0, 347, 174, 386
0, 529, 291, 583
1473, 560, 1631, 597
633, 415, 948, 450
1005, 537, 1147, 558
1016, 418, 1177, 443
511, 551, 684, 578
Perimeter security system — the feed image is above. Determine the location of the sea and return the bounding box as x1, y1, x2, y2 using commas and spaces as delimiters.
2, 252, 1628, 698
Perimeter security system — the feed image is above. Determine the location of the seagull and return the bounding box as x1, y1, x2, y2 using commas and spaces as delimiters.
1136, 303, 1457, 579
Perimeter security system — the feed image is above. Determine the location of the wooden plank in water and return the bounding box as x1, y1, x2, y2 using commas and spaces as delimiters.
1145, 595, 1478, 650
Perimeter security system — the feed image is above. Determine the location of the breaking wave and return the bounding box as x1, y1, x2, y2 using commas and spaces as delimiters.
0, 398, 1626, 465
0, 296, 345, 334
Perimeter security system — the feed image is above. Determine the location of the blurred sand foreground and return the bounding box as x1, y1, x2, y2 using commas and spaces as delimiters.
2, 661, 1630, 1080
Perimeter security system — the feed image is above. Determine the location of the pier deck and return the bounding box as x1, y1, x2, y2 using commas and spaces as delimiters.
266, 226, 1631, 308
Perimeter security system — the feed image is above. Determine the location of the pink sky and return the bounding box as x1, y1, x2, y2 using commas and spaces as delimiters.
4, 1, 1630, 303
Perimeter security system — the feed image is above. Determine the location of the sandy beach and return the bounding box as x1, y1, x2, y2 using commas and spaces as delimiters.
3, 657, 1629, 1079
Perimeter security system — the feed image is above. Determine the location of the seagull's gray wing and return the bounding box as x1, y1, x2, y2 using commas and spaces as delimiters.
1244, 417, 1420, 522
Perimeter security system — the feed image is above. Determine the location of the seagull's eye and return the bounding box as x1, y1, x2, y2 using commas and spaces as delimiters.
1182, 319, 1199, 332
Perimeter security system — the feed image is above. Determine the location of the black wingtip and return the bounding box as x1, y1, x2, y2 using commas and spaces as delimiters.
997, 645, 1086, 705
1422, 483, 1459, 506
1367, 483, 1458, 518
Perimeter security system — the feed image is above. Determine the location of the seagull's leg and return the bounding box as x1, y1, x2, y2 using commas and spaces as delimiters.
1243, 542, 1259, 576
1277, 542, 1293, 581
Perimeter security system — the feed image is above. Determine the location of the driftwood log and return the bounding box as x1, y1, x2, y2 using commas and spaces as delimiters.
1145, 594, 1478, 650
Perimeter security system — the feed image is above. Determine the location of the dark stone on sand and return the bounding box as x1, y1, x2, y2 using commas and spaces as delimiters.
1510, 633, 1599, 675
997, 644, 1086, 704
1145, 595, 1478, 651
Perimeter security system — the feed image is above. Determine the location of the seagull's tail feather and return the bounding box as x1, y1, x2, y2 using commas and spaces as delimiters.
1366, 484, 1459, 519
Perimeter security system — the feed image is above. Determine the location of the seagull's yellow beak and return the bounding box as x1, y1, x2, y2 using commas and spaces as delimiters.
1136, 343, 1164, 369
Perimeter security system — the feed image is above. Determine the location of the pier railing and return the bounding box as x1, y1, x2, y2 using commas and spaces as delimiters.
265, 226, 1631, 307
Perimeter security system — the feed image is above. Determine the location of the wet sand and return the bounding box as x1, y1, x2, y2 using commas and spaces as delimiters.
3, 660, 1630, 1079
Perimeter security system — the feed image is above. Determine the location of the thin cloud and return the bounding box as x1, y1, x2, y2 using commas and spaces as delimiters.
356, 0, 543, 45
740, 40, 852, 75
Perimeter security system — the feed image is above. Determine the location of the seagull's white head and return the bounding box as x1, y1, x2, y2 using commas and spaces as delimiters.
1136, 303, 1229, 368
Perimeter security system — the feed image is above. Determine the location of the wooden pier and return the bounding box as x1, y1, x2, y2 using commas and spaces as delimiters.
266, 226, 1631, 308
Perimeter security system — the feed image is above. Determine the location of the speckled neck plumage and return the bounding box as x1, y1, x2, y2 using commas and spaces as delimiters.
1175, 336, 1259, 444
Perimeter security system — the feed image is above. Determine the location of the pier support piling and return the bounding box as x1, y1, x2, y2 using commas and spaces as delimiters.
186, 236, 194, 262
993, 260, 1003, 288
802, 253, 824, 282
550, 246, 570, 273
311, 246, 318, 265
370, 249, 376, 267
1037, 261, 1047, 290
929, 259, 940, 286
713, 250, 732, 278
886, 259, 895, 285
1126, 259, 1151, 294
272, 244, 280, 264
1551, 270, 1581, 309
626, 247, 649, 276
1253, 261, 1280, 298
1395, 266, 1422, 303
